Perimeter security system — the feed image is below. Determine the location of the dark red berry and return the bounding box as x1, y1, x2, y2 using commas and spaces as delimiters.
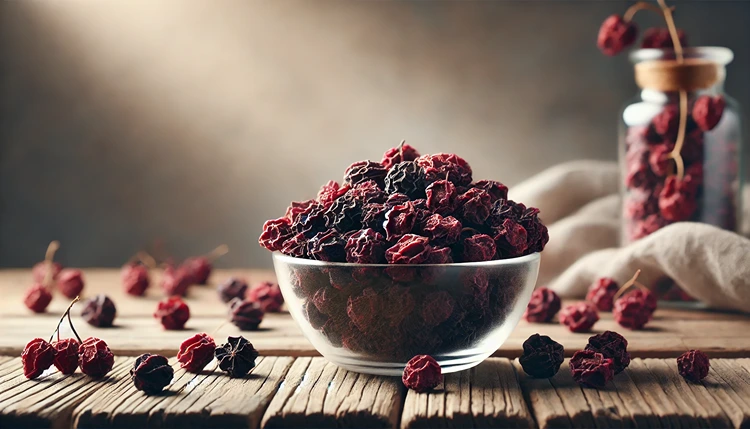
307, 230, 347, 262
519, 334, 564, 378
569, 349, 614, 388
415, 153, 473, 186
228, 298, 265, 330
324, 194, 363, 233
402, 355, 443, 392
154, 296, 190, 330
472, 180, 508, 203
303, 299, 329, 329
425, 179, 457, 215
292, 203, 328, 238
421, 291, 455, 327
492, 218, 529, 258
281, 233, 310, 258
385, 234, 431, 264
456, 188, 492, 225
246, 281, 284, 313
350, 180, 387, 205
692, 95, 725, 131
361, 203, 389, 234
585, 331, 631, 374
419, 214, 461, 246
122, 263, 150, 296
677, 350, 710, 382
659, 175, 698, 221
177, 333, 216, 373
523, 288, 561, 323
384, 161, 425, 199
345, 228, 387, 264
317, 180, 350, 206
57, 269, 85, 299
217, 277, 249, 303
81, 294, 117, 328
285, 200, 316, 222
382, 143, 420, 169
586, 278, 619, 312
384, 202, 417, 241
215, 336, 259, 378
597, 14, 637, 56
78, 337, 115, 378
183, 257, 212, 285
32, 262, 63, 284
131, 354, 173, 395
51, 338, 80, 375
347, 288, 380, 332
22, 338, 56, 379
259, 217, 294, 252
559, 302, 599, 333
461, 233, 496, 262
641, 27, 687, 49
24, 284, 52, 313
648, 143, 673, 177
424, 246, 453, 264
519, 205, 549, 254
613, 293, 651, 330
344, 160, 388, 188
651, 105, 679, 139
161, 266, 192, 297
628, 289, 657, 315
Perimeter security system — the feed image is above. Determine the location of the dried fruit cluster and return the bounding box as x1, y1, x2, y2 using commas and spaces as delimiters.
176, 333, 259, 378
23, 242, 88, 314
259, 143, 548, 264
216, 278, 285, 331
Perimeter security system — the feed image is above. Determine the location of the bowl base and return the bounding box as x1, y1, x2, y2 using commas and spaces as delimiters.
322, 350, 494, 377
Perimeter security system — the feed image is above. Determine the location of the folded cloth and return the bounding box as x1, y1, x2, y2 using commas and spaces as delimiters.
510, 160, 750, 313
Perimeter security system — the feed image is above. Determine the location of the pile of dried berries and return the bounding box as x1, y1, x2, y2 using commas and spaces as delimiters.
24, 242, 61, 314
154, 297, 190, 330
677, 349, 710, 382
519, 334, 564, 378
559, 302, 599, 333
402, 355, 443, 392
214, 336, 259, 378
131, 353, 174, 395
81, 294, 117, 328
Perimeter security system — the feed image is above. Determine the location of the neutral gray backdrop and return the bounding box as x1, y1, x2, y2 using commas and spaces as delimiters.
1, 0, 748, 268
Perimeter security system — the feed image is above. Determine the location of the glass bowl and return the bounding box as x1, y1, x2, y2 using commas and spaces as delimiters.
272, 252, 540, 376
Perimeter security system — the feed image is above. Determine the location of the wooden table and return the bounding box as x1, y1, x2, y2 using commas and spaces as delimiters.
1, 269, 749, 428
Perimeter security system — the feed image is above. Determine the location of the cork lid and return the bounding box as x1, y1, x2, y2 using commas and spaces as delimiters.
631, 47, 733, 92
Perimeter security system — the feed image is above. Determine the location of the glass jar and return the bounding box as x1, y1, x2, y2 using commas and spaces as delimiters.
619, 47, 743, 300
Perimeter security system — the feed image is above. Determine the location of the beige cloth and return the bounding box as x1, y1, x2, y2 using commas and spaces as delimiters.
509, 160, 750, 313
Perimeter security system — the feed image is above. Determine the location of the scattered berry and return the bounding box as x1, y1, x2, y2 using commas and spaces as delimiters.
21, 338, 56, 379
81, 294, 117, 328
559, 302, 599, 333
24, 284, 52, 313
154, 297, 190, 330
215, 336, 259, 378
177, 333, 216, 373
640, 27, 687, 49
57, 269, 85, 299
246, 281, 284, 313
402, 355, 443, 392
183, 257, 212, 285
569, 349, 614, 388
217, 277, 249, 303
228, 298, 265, 331
131, 353, 174, 395
122, 263, 150, 296
586, 278, 620, 311
628, 289, 658, 315
692, 95, 725, 131
523, 288, 561, 323
78, 337, 115, 377
161, 266, 193, 297
597, 14, 637, 56
677, 349, 710, 382
32, 262, 63, 284
585, 331, 631, 374
613, 293, 651, 330
519, 334, 564, 378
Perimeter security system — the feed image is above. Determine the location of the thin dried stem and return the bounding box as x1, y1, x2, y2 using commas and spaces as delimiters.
613, 269, 642, 301
623, 1, 672, 22
656, 0, 684, 61
42, 241, 60, 288
399, 140, 406, 160
667, 90, 689, 179
137, 251, 157, 270
205, 245, 229, 262
49, 296, 80, 343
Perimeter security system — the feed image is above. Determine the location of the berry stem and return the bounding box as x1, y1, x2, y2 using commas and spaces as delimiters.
398, 140, 406, 161
49, 296, 80, 343
623, 1, 673, 22
42, 241, 60, 288
668, 90, 689, 179
613, 269, 642, 301
656, 0, 684, 62
67, 307, 83, 343
205, 245, 229, 262
136, 251, 157, 270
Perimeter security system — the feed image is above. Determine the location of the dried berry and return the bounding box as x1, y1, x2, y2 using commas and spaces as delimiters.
259, 217, 294, 252
344, 160, 388, 188
421, 291, 455, 327
347, 288, 380, 332
519, 205, 549, 254
461, 234, 496, 262
281, 233, 310, 258
382, 143, 420, 169
402, 355, 443, 392
184, 257, 212, 285
131, 354, 174, 395
424, 246, 453, 264
492, 218, 528, 258
293, 203, 328, 238
384, 161, 425, 199
456, 188, 492, 225
56, 269, 85, 299
384, 202, 417, 241
586, 278, 619, 312
154, 296, 190, 330
161, 266, 192, 297
677, 350, 710, 382
613, 293, 651, 330
246, 281, 284, 313
597, 14, 637, 56
651, 104, 679, 139
385, 234, 431, 264
228, 298, 265, 330
122, 263, 150, 296
177, 333, 216, 373
32, 261, 63, 284
628, 289, 657, 315
345, 228, 387, 264
81, 294, 117, 328
569, 349, 614, 388
659, 175, 698, 221
585, 331, 631, 374
350, 180, 387, 205
692, 95, 725, 131
472, 180, 508, 203
214, 336, 259, 378
303, 299, 329, 329
307, 230, 347, 262
415, 153, 473, 186
419, 214, 461, 246
385, 193, 411, 207
519, 334, 564, 378
360, 203, 388, 234
217, 277, 249, 303
284, 200, 316, 222
317, 180, 350, 206
22, 338, 56, 379
640, 27, 687, 49
523, 288, 561, 323
51, 338, 80, 375
425, 179, 457, 215
24, 284, 52, 313
324, 194, 363, 233
559, 302, 599, 333
78, 337, 115, 377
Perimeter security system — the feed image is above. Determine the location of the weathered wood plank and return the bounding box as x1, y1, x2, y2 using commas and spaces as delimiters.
261, 357, 404, 428
400, 359, 533, 429
706, 359, 750, 428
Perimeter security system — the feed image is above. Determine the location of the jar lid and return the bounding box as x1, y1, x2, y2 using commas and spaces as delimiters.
631, 47, 733, 92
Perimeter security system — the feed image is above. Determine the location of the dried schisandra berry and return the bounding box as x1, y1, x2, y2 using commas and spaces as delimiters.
217, 277, 249, 303
154, 297, 190, 330
641, 27, 687, 49
385, 234, 432, 264
345, 228, 387, 264
569, 349, 614, 388
402, 355, 443, 392
381, 143, 420, 169
228, 298, 265, 331
613, 293, 651, 330
281, 233, 310, 258
692, 95, 725, 131
57, 269, 85, 299
461, 233, 496, 262
659, 175, 698, 221
586, 278, 620, 312
22, 338, 56, 379
324, 194, 362, 233
597, 14, 637, 56
78, 337, 115, 377
559, 302, 599, 333
259, 217, 294, 252
344, 160, 388, 188
523, 288, 561, 323
122, 263, 150, 296
317, 180, 350, 206
347, 288, 380, 332
177, 333, 216, 373
628, 289, 657, 315
32, 262, 63, 284
677, 349, 710, 382
161, 266, 193, 297
384, 161, 425, 199
425, 179, 457, 215
81, 294, 117, 328
585, 331, 631, 374
307, 230, 347, 262
492, 218, 528, 258
472, 180, 508, 203
350, 180, 386, 205
384, 202, 417, 241
214, 336, 259, 378
651, 104, 679, 140
51, 338, 80, 375
183, 257, 212, 285
456, 188, 493, 225
24, 284, 52, 314
246, 281, 284, 313
415, 153, 473, 186
519, 334, 564, 378
419, 214, 461, 246
131, 353, 174, 395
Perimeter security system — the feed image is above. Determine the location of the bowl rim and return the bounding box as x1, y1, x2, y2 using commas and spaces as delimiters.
272, 251, 540, 267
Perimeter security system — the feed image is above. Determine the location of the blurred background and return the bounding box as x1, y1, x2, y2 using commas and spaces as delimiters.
1, 0, 748, 268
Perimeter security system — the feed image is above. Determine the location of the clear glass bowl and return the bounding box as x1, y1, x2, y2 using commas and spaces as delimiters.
272, 252, 540, 376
